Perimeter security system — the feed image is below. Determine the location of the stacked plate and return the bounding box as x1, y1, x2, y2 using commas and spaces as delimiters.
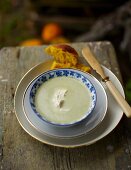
14, 60, 124, 147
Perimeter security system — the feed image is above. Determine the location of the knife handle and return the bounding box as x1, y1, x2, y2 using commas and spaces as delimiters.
105, 80, 131, 117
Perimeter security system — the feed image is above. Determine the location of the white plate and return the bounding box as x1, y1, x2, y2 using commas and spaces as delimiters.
23, 69, 107, 138
14, 60, 124, 147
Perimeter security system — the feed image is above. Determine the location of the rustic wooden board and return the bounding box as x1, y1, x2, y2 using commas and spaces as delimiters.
0, 42, 131, 170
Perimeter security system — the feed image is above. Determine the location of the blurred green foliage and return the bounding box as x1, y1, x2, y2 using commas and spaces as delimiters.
0, 0, 12, 13
0, 0, 36, 48
125, 79, 131, 104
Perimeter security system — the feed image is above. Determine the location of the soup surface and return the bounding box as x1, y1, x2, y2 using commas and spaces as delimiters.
35, 76, 91, 124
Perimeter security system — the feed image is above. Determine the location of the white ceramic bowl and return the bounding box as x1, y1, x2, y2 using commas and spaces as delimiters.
27, 69, 97, 126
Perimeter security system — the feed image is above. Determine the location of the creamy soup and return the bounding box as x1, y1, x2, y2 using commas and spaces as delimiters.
35, 76, 91, 124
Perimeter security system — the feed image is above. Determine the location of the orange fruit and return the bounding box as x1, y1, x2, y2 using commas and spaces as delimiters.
42, 23, 62, 42
51, 36, 70, 44
20, 39, 42, 46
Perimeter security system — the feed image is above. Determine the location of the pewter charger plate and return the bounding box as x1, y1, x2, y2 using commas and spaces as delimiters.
14, 60, 124, 147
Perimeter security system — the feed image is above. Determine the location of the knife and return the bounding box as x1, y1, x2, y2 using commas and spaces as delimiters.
82, 46, 131, 118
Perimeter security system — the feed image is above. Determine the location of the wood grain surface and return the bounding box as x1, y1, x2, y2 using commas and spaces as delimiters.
0, 42, 131, 170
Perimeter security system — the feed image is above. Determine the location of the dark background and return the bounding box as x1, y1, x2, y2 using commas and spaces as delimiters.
0, 0, 131, 103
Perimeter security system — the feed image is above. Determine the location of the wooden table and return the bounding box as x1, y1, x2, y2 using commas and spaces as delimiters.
0, 42, 131, 170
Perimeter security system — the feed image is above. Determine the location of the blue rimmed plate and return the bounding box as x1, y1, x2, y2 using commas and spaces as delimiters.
29, 69, 97, 126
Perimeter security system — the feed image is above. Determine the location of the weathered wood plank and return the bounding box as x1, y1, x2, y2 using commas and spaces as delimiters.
0, 42, 131, 170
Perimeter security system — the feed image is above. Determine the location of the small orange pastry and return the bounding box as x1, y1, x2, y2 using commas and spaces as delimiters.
45, 44, 91, 73
75, 64, 91, 73
50, 61, 91, 73
50, 61, 72, 69
45, 44, 78, 66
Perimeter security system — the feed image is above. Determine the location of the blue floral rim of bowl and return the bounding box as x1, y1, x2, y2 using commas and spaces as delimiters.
29, 69, 97, 126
